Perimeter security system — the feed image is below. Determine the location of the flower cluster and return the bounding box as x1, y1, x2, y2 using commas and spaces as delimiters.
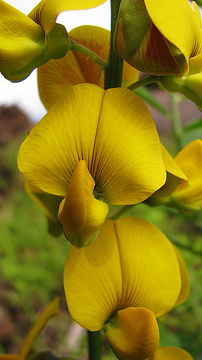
1, 0, 201, 359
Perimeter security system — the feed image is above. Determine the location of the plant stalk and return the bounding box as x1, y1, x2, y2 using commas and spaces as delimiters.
169, 93, 183, 152
127, 75, 159, 91
88, 331, 102, 360
104, 0, 123, 89
70, 40, 107, 69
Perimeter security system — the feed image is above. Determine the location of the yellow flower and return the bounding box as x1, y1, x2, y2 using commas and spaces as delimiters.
64, 216, 189, 359
0, 298, 60, 360
0, 0, 107, 82
18, 83, 166, 247
115, 0, 202, 75
148, 140, 202, 212
38, 25, 139, 110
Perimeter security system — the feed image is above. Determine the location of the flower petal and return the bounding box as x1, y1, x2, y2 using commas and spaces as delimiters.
58, 160, 108, 247
38, 25, 108, 109
105, 307, 159, 360
145, 0, 197, 73
25, 182, 62, 220
18, 84, 166, 205
161, 145, 187, 180
114, 217, 182, 316
173, 247, 190, 306
172, 140, 202, 209
29, 0, 107, 35
154, 347, 193, 360
0, 0, 44, 81
38, 25, 138, 109
92, 87, 166, 204
115, 0, 181, 74
149, 145, 188, 200
18, 84, 105, 196
129, 22, 181, 75
64, 217, 183, 330
64, 219, 123, 330
25, 182, 63, 237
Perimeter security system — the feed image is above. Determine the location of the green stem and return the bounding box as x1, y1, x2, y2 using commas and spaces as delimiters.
70, 40, 107, 69
127, 75, 159, 91
168, 93, 183, 152
88, 331, 102, 360
110, 205, 134, 220
104, 0, 123, 89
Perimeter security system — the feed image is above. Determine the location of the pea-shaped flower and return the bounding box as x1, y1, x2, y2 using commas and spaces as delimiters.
37, 25, 139, 110
64, 216, 190, 359
18, 84, 166, 247
0, 0, 107, 82
115, 0, 202, 75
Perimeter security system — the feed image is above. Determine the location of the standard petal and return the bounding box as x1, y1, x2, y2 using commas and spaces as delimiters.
145, 0, 196, 73
58, 160, 108, 247
18, 84, 166, 204
115, 217, 182, 316
154, 347, 193, 360
92, 87, 166, 204
0, 0, 44, 81
29, 0, 107, 35
64, 217, 183, 330
105, 307, 159, 360
64, 219, 123, 331
38, 25, 138, 109
18, 84, 105, 196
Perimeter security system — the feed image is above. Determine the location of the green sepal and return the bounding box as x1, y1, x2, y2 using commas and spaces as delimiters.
3, 24, 70, 82
114, 0, 150, 58
160, 75, 202, 111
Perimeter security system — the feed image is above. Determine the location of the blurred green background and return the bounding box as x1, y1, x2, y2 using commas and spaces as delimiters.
0, 90, 201, 359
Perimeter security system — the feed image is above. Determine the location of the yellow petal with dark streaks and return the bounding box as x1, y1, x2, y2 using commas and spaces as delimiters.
38, 25, 138, 109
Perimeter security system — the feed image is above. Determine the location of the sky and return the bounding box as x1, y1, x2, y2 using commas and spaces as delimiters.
0, 0, 110, 121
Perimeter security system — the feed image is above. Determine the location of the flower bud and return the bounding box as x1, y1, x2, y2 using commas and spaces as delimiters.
114, 0, 202, 75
